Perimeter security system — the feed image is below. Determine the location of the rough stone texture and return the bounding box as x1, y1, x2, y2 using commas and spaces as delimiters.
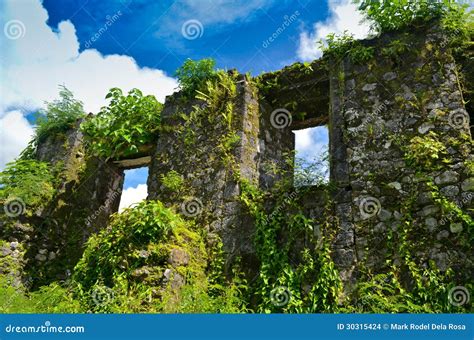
148, 74, 260, 274
26, 156, 124, 286
329, 25, 473, 284
2, 25, 472, 291
2, 121, 125, 287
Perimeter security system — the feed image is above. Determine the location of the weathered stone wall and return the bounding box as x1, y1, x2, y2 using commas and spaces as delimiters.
2, 24, 471, 291
148, 74, 260, 273
1, 121, 124, 287
329, 25, 473, 285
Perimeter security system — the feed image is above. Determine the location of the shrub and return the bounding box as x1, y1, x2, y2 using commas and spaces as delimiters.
73, 199, 246, 313
35, 86, 86, 143
0, 159, 55, 212
73, 200, 179, 291
81, 88, 163, 159
355, 0, 472, 37
175, 58, 218, 96
319, 31, 374, 63
0, 275, 81, 313
160, 170, 184, 191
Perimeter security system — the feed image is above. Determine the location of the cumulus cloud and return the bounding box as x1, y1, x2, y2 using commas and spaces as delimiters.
156, 0, 274, 39
294, 126, 328, 161
0, 0, 177, 169
0, 111, 34, 168
119, 184, 148, 212
297, 0, 371, 61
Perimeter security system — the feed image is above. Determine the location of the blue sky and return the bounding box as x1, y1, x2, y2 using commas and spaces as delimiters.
42, 0, 328, 75
1, 0, 370, 209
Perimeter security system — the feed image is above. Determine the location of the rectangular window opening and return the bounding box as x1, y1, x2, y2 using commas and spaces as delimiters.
119, 167, 149, 212
293, 125, 329, 187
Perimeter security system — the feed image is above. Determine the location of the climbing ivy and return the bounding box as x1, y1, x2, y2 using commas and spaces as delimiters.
404, 131, 450, 169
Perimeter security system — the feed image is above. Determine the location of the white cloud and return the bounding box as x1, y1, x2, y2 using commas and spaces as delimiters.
178, 0, 272, 25
0, 0, 177, 169
297, 0, 371, 61
156, 0, 274, 37
119, 184, 148, 212
0, 111, 34, 168
294, 126, 328, 160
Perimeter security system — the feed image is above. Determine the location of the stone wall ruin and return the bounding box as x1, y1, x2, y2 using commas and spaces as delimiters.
1, 24, 472, 291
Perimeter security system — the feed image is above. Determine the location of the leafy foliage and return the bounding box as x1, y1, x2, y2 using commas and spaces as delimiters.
346, 268, 464, 313
319, 31, 374, 63
35, 86, 86, 143
159, 264, 248, 313
81, 88, 162, 159
0, 159, 55, 211
238, 177, 342, 313
74, 200, 179, 291
356, 0, 468, 32
175, 58, 218, 96
73, 200, 244, 313
294, 147, 329, 187
160, 170, 184, 191
0, 275, 81, 313
404, 131, 449, 169
356, 0, 473, 52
